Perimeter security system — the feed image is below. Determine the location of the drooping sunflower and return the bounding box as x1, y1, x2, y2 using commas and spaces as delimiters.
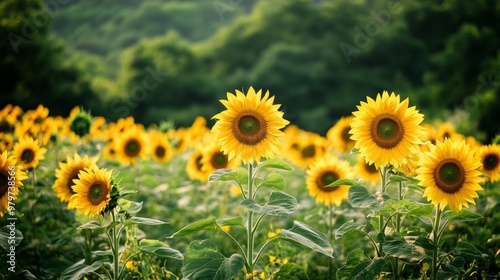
115, 125, 148, 165
355, 156, 380, 185
186, 146, 208, 182
327, 116, 356, 153
68, 167, 113, 218
211, 86, 289, 164
201, 142, 240, 175
350, 91, 424, 169
476, 144, 500, 183
306, 156, 354, 206
12, 137, 47, 170
417, 139, 483, 212
52, 153, 99, 205
149, 131, 173, 164
0, 151, 28, 217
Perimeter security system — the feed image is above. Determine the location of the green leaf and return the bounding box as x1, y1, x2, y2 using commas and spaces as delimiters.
406, 204, 434, 221
181, 240, 245, 280
279, 221, 333, 258
454, 241, 485, 260
327, 178, 359, 187
348, 185, 388, 210
139, 239, 183, 260
105, 221, 121, 231
414, 236, 436, 251
440, 256, 465, 279
336, 249, 367, 280
445, 209, 483, 223
77, 221, 103, 230
350, 258, 385, 280
208, 169, 237, 183
257, 158, 294, 171
275, 263, 309, 280
259, 173, 286, 191
377, 199, 415, 216
118, 199, 143, 214
382, 234, 424, 261
0, 225, 23, 251
388, 174, 419, 184
335, 220, 365, 240
125, 217, 167, 226
218, 217, 244, 227
241, 192, 297, 216
60, 259, 103, 280
169, 217, 219, 238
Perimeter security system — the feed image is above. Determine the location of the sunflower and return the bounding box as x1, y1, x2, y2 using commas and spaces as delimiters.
476, 144, 500, 183
115, 125, 148, 165
306, 156, 354, 206
68, 167, 113, 218
12, 137, 47, 170
436, 122, 456, 141
186, 146, 208, 182
201, 142, 240, 175
211, 86, 289, 164
355, 156, 380, 185
0, 133, 14, 152
327, 116, 356, 153
0, 151, 28, 217
350, 91, 424, 169
149, 131, 173, 163
417, 139, 483, 212
69, 107, 93, 138
52, 153, 99, 205
288, 132, 327, 168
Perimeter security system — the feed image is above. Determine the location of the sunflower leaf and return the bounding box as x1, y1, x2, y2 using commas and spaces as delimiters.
60, 259, 104, 280
118, 199, 143, 214
382, 234, 425, 261
274, 263, 309, 280
78, 221, 104, 230
181, 240, 245, 280
326, 178, 359, 187
454, 241, 485, 260
0, 225, 23, 250
388, 174, 419, 184
218, 217, 244, 227
139, 239, 183, 260
279, 221, 333, 258
336, 249, 368, 280
350, 258, 385, 280
445, 209, 483, 223
208, 169, 237, 183
335, 220, 365, 240
169, 217, 219, 238
125, 217, 167, 226
240, 191, 297, 216
348, 185, 388, 210
257, 158, 294, 171
259, 173, 286, 191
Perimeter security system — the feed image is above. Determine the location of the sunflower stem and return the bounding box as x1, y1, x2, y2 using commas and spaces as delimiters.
328, 203, 334, 280
247, 162, 255, 272
378, 167, 388, 258
431, 205, 442, 280
111, 211, 120, 280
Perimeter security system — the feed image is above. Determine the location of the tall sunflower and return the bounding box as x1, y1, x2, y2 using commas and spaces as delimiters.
476, 144, 500, 183
350, 91, 424, 168
211, 87, 289, 164
306, 156, 354, 206
201, 142, 240, 175
0, 152, 28, 217
12, 137, 47, 170
327, 116, 356, 153
68, 167, 113, 218
417, 139, 483, 212
52, 153, 99, 205
115, 125, 148, 165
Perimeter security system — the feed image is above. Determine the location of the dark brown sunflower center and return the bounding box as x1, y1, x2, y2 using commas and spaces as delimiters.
21, 149, 35, 163
341, 127, 353, 142
211, 152, 228, 169
434, 159, 465, 194
483, 153, 499, 171
316, 171, 339, 192
66, 169, 81, 194
370, 114, 404, 149
155, 146, 166, 158
364, 162, 378, 174
124, 139, 141, 157
301, 145, 316, 158
88, 183, 108, 205
0, 171, 8, 197
232, 110, 267, 145
195, 155, 203, 171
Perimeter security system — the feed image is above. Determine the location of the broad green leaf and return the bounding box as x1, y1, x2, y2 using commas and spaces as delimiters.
348, 185, 389, 210
336, 249, 367, 280
279, 221, 333, 258
0, 225, 23, 250
326, 178, 359, 187
335, 220, 365, 240
119, 189, 138, 196
275, 263, 309, 280
382, 234, 424, 261
439, 256, 465, 279
218, 217, 244, 227
388, 174, 419, 184
125, 217, 167, 226
406, 204, 434, 221
169, 217, 219, 238
350, 258, 385, 280
259, 173, 286, 191
241, 192, 297, 216
60, 259, 103, 280
118, 199, 143, 214
377, 199, 415, 216
414, 236, 436, 251
445, 209, 483, 223
454, 241, 485, 260
77, 221, 103, 230
181, 240, 245, 280
139, 239, 183, 260
105, 221, 121, 231
208, 169, 237, 183
258, 158, 294, 171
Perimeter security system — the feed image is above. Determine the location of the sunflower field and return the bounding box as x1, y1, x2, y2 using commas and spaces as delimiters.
1, 87, 500, 280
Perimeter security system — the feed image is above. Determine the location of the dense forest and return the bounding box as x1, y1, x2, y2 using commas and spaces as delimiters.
1, 0, 500, 141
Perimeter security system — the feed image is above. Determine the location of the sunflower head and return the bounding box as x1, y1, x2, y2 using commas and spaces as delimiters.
186, 146, 209, 182
211, 87, 289, 164
12, 137, 46, 170
355, 156, 380, 185
0, 152, 28, 217
69, 108, 93, 138
306, 156, 354, 206
476, 144, 500, 183
417, 139, 483, 212
149, 131, 173, 163
201, 142, 240, 175
327, 116, 356, 153
115, 125, 148, 165
350, 91, 424, 169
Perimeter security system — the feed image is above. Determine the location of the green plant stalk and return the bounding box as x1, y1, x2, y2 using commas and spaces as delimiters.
378, 167, 388, 258
247, 163, 255, 272
111, 211, 120, 280
393, 181, 403, 280
431, 206, 442, 280
328, 203, 334, 280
